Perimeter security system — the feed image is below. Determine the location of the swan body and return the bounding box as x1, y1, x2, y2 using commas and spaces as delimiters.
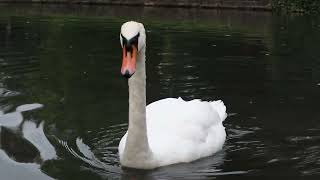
118, 21, 227, 169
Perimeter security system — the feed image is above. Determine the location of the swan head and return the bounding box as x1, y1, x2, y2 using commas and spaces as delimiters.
120, 21, 146, 78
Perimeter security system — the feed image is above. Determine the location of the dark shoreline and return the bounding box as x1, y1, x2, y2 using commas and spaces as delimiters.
0, 0, 272, 11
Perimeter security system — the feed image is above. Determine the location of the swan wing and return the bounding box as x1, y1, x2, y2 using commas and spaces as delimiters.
146, 98, 227, 166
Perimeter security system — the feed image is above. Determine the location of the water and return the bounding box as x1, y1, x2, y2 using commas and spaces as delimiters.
0, 4, 320, 179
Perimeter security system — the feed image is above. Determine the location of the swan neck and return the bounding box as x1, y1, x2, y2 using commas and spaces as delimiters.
123, 48, 153, 167
128, 48, 146, 132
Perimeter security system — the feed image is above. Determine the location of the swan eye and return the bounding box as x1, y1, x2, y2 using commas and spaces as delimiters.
131, 33, 140, 45
121, 34, 126, 47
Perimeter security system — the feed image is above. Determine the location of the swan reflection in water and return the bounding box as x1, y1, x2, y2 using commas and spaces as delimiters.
0, 103, 55, 180
58, 136, 228, 180
0, 103, 121, 179
57, 126, 232, 179
0, 103, 235, 179
0, 103, 247, 179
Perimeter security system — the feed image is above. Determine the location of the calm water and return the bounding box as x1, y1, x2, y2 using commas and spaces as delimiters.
0, 4, 320, 179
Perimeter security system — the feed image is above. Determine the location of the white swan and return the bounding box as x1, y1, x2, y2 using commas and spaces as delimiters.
118, 21, 227, 169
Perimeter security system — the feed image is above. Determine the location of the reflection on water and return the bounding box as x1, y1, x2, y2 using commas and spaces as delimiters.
0, 4, 320, 180
0, 104, 55, 180
0, 111, 23, 128
23, 121, 57, 161
0, 149, 53, 180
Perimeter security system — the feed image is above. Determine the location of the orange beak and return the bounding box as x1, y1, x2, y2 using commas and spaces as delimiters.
121, 45, 137, 78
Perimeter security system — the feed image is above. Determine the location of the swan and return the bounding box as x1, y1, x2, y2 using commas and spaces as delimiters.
118, 21, 227, 169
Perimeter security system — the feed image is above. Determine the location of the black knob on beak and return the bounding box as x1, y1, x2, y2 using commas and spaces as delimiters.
122, 70, 133, 78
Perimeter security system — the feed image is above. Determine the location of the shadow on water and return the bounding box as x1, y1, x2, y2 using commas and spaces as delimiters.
0, 3, 320, 180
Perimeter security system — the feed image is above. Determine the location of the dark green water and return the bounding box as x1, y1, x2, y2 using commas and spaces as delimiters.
0, 4, 320, 180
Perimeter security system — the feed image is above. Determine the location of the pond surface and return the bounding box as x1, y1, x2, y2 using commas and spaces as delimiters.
0, 4, 320, 180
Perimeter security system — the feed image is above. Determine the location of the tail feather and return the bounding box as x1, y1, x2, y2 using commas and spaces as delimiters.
210, 100, 227, 121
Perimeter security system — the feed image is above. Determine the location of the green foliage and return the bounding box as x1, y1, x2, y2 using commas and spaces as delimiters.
272, 0, 320, 14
